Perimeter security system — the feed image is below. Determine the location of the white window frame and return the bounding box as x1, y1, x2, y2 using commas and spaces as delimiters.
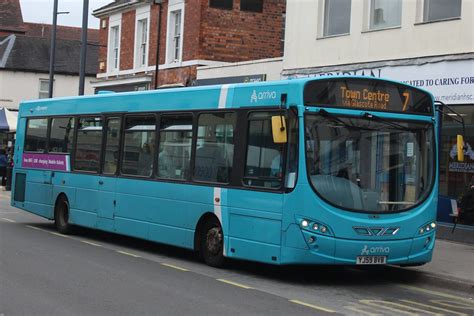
422, 0, 462, 23
107, 13, 122, 74
165, 2, 185, 64
368, 0, 402, 31
319, 0, 352, 38
38, 79, 50, 99
134, 5, 151, 70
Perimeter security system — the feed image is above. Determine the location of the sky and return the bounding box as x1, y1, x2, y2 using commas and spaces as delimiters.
20, 0, 113, 29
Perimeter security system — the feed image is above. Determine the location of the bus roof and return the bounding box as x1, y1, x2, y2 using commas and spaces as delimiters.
18, 76, 434, 118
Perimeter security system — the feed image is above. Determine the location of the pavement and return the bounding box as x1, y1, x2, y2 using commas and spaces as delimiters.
1, 188, 473, 294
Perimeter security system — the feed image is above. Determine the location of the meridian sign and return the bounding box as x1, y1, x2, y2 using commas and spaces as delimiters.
303, 78, 433, 115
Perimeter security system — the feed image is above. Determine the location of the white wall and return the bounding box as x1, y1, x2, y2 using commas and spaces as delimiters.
197, 58, 283, 81
0, 71, 95, 110
284, 0, 474, 71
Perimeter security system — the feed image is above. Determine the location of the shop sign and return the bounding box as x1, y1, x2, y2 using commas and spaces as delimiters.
287, 59, 474, 105
194, 74, 266, 86
449, 142, 474, 173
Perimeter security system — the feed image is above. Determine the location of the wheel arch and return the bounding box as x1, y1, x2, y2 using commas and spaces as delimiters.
194, 212, 222, 252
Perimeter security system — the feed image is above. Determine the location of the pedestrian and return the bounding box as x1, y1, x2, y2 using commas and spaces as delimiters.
458, 178, 474, 225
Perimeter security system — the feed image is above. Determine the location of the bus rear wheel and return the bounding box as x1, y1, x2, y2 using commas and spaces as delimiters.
55, 195, 72, 234
201, 217, 225, 267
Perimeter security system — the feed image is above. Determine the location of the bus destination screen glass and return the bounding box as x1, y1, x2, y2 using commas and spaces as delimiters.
304, 78, 433, 115
305, 115, 434, 213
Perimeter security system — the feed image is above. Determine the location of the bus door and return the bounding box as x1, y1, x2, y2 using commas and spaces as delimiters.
97, 117, 121, 224
226, 111, 287, 264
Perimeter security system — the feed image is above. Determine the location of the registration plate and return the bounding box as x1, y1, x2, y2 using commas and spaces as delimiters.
356, 256, 387, 265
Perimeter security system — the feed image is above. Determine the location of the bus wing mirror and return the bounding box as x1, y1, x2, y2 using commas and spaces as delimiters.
457, 135, 464, 162
271, 116, 287, 144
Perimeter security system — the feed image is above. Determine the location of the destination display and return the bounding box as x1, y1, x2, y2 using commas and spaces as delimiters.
303, 78, 433, 115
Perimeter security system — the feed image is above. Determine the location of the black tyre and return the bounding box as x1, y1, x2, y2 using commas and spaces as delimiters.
55, 195, 72, 234
201, 217, 225, 267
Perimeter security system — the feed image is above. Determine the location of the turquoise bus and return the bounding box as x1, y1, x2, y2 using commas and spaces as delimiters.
11, 76, 442, 267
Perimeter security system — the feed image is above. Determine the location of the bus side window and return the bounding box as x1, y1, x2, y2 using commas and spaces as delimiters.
49, 117, 74, 153
102, 117, 121, 175
243, 112, 283, 189
193, 112, 235, 183
121, 116, 156, 177
25, 118, 48, 152
157, 114, 193, 180
74, 117, 103, 173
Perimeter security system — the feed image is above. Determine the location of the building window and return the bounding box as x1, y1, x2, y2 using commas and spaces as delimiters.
241, 0, 263, 12
323, 0, 351, 37
439, 105, 474, 206
424, 0, 462, 22
210, 0, 233, 10
136, 18, 148, 67
38, 79, 50, 99
168, 10, 182, 63
109, 25, 120, 70
369, 0, 402, 30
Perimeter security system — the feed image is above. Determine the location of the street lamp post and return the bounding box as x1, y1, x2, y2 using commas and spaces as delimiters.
48, 0, 69, 98
48, 0, 59, 98
79, 0, 89, 96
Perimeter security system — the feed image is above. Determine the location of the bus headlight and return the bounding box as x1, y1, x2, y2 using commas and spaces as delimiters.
297, 217, 332, 236
418, 221, 436, 235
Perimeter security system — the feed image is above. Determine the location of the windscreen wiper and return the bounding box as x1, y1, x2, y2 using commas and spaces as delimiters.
362, 112, 412, 131
317, 109, 356, 129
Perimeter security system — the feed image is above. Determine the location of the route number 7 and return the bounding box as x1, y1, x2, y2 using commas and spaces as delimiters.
402, 92, 410, 111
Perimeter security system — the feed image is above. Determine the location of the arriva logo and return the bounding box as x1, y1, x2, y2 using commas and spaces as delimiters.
34, 106, 48, 112
250, 90, 277, 103
361, 245, 390, 256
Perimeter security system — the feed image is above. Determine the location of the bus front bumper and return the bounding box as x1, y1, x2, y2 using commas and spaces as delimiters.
281, 224, 435, 265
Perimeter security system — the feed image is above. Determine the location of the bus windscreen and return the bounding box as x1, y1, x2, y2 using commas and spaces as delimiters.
303, 78, 433, 115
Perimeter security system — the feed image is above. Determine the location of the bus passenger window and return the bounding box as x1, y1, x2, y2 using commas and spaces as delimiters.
49, 117, 74, 153
194, 112, 235, 183
25, 118, 48, 152
103, 117, 121, 175
244, 112, 284, 189
74, 117, 103, 172
121, 116, 156, 177
158, 115, 193, 180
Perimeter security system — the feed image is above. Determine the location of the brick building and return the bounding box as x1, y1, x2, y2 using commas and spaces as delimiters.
92, 0, 285, 92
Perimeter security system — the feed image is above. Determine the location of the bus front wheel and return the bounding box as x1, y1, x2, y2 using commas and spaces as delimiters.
55, 195, 72, 234
201, 217, 225, 267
